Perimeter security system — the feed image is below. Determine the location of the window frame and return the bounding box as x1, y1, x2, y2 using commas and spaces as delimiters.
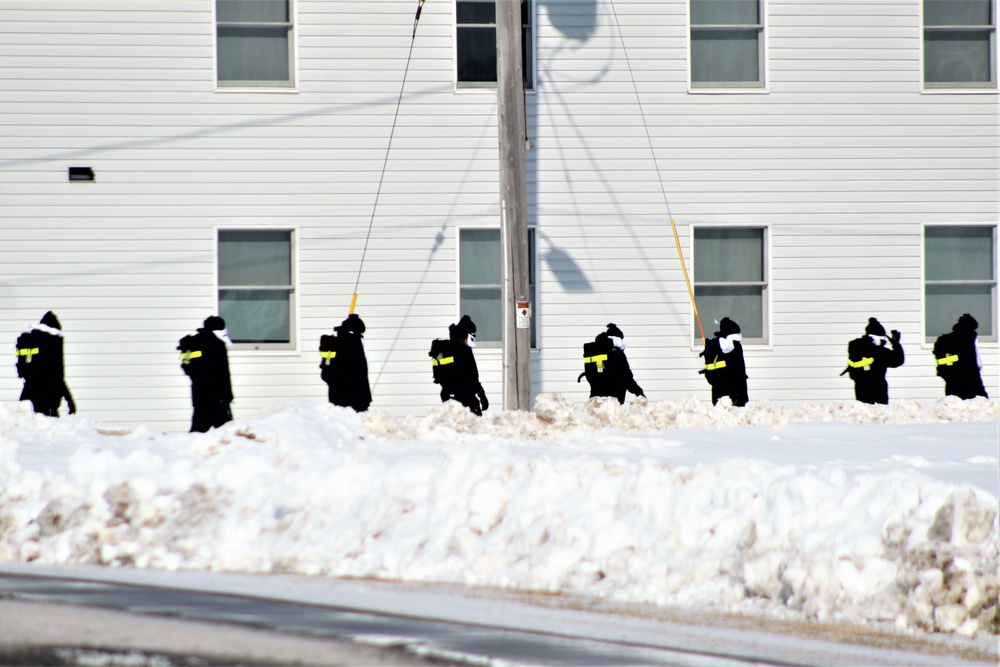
456, 226, 538, 350
689, 224, 771, 348
454, 0, 536, 92
921, 0, 998, 92
921, 223, 998, 344
688, 0, 768, 93
214, 0, 299, 91
215, 227, 298, 352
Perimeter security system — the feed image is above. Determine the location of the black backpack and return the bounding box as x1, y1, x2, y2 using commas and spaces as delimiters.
15, 330, 42, 380
580, 337, 615, 395
932, 331, 960, 381
699, 337, 725, 386
843, 336, 875, 381
429, 338, 458, 387
319, 333, 338, 383
178, 334, 207, 379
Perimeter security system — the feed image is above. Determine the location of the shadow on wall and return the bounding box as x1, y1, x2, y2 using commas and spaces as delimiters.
539, 232, 593, 292
540, 0, 599, 41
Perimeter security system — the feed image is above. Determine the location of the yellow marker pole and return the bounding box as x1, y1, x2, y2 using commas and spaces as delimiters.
670, 217, 705, 345
349, 292, 358, 315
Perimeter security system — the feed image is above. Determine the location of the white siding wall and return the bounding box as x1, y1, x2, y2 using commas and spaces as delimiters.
0, 0, 996, 432
530, 0, 999, 405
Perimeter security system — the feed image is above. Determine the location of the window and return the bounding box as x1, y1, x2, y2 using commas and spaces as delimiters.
456, 0, 534, 89
218, 229, 295, 347
690, 0, 765, 89
459, 228, 537, 346
693, 227, 768, 341
924, 0, 997, 89
925, 225, 996, 341
216, 0, 295, 88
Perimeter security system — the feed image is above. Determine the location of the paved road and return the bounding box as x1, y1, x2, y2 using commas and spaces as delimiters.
0, 566, 994, 666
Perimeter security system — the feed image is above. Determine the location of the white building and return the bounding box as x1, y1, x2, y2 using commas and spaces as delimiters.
2, 0, 997, 432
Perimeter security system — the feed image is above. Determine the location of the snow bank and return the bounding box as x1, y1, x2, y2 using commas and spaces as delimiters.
0, 396, 997, 637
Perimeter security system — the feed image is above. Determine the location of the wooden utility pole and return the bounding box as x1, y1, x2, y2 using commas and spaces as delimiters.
496, 0, 531, 411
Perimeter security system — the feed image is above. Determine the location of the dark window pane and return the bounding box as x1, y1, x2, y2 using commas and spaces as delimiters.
457, 0, 496, 25
691, 30, 761, 83
218, 26, 290, 82
217, 0, 289, 23
924, 31, 992, 83
691, 0, 759, 25
457, 26, 498, 83
925, 226, 993, 281
461, 287, 503, 342
220, 289, 291, 343
924, 0, 991, 27
694, 285, 764, 340
219, 230, 291, 286
926, 284, 994, 338
460, 229, 501, 285
694, 228, 763, 283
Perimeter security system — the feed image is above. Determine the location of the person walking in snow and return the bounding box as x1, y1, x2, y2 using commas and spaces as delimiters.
579, 323, 645, 404
319, 313, 372, 412
699, 316, 748, 407
841, 317, 904, 405
933, 313, 988, 400
429, 315, 488, 415
178, 315, 234, 432
15, 311, 76, 417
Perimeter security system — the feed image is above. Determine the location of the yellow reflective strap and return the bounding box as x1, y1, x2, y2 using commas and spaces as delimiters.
847, 356, 874, 369
431, 356, 454, 366
936, 354, 959, 366
180, 350, 203, 364
583, 354, 608, 364
320, 351, 337, 359
15, 348, 39, 357
704, 355, 726, 371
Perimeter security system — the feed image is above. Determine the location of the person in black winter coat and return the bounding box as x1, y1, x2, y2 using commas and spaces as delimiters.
436, 315, 488, 415
321, 313, 372, 412
16, 311, 76, 417
933, 313, 988, 400
699, 317, 748, 407
841, 317, 904, 405
180, 315, 234, 433
580, 323, 645, 404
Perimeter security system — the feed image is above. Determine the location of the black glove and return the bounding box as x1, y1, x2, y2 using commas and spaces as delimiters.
635, 386, 645, 398
890, 329, 901, 343
479, 393, 489, 412
66, 396, 77, 415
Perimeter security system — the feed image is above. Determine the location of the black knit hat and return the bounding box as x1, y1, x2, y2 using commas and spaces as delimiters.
203, 315, 226, 331
605, 323, 624, 339
716, 317, 740, 337
337, 313, 366, 336
40, 311, 61, 330
955, 313, 978, 331
865, 317, 886, 336
454, 315, 476, 336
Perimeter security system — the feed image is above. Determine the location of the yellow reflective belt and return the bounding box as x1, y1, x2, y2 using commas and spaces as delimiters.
847, 356, 874, 370
15, 348, 39, 361
936, 354, 959, 366
705, 356, 726, 371
180, 350, 203, 364
320, 351, 337, 365
583, 354, 608, 371
431, 356, 454, 366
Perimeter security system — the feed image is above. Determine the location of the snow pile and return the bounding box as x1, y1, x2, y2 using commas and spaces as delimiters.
363, 393, 1000, 441
0, 396, 997, 637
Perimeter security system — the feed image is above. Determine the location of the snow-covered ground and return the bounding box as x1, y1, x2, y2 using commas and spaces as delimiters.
0, 395, 997, 641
